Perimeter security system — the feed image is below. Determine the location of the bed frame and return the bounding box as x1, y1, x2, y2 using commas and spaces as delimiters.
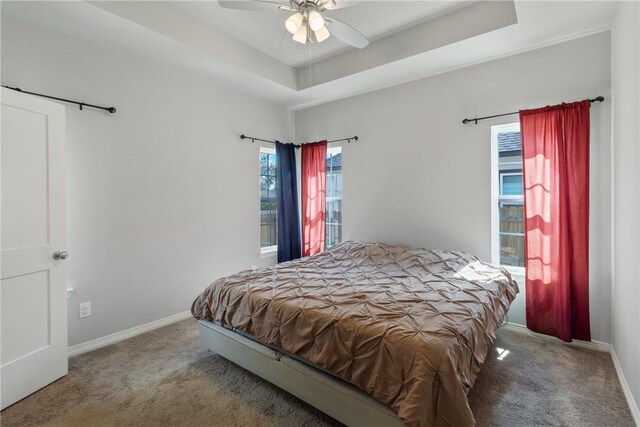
198, 320, 404, 427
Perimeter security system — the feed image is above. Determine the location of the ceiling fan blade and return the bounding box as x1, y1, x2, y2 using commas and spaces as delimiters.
326, 17, 369, 48
322, 1, 363, 10
218, 0, 290, 13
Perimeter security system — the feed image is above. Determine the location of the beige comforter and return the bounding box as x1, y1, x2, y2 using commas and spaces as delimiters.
192, 241, 518, 426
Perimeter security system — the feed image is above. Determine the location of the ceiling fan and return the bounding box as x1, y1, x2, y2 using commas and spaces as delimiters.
218, 0, 369, 48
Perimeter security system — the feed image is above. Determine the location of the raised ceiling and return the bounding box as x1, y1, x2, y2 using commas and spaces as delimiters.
169, 1, 471, 68
1, 1, 619, 110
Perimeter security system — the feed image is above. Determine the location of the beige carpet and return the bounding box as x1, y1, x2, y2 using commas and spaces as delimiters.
1, 319, 634, 427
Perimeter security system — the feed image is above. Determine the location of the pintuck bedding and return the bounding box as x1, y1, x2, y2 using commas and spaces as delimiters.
192, 241, 519, 426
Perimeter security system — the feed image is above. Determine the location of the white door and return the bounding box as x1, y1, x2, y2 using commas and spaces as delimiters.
1, 87, 67, 409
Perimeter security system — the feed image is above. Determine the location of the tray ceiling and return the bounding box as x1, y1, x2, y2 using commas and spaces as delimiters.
170, 1, 471, 68
1, 1, 619, 109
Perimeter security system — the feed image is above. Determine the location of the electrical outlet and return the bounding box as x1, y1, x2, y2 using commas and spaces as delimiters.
79, 302, 91, 318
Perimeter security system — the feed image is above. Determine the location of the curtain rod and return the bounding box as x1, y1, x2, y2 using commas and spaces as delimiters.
462, 96, 604, 125
240, 134, 358, 148
2, 85, 117, 113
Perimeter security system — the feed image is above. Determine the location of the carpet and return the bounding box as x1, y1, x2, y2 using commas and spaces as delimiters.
1, 319, 634, 426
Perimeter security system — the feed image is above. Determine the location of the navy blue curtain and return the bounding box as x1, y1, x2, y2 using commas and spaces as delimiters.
275, 142, 301, 262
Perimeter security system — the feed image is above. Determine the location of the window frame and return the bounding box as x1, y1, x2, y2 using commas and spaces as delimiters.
325, 145, 343, 249
259, 146, 277, 255
491, 122, 525, 276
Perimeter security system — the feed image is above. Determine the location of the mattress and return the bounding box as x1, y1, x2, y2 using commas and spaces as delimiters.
192, 241, 519, 426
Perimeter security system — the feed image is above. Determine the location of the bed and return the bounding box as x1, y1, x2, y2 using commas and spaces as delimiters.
192, 241, 518, 426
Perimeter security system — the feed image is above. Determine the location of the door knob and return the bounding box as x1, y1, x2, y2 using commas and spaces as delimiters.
53, 251, 69, 260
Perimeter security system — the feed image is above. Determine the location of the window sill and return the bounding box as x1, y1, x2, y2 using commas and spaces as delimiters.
502, 265, 525, 281
260, 246, 277, 258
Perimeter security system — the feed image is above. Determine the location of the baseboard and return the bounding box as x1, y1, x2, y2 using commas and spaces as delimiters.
503, 322, 611, 352
611, 348, 640, 426
68, 310, 193, 357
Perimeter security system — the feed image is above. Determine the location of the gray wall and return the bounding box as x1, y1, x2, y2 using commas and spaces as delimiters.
296, 32, 613, 344
1, 17, 289, 346
1, 13, 622, 356
612, 0, 640, 416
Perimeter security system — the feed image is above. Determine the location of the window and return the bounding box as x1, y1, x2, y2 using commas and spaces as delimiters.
491, 123, 525, 270
260, 147, 277, 251
500, 173, 523, 196
326, 146, 343, 248
259, 145, 343, 253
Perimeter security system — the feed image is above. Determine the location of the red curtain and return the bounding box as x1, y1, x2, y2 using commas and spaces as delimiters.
520, 100, 591, 342
301, 141, 327, 257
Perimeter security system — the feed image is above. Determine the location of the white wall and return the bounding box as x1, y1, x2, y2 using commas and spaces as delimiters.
611, 0, 640, 419
296, 32, 613, 344
1, 17, 288, 346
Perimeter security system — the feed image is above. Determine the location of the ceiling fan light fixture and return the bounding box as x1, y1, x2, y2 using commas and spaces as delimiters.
217, 0, 370, 49
308, 10, 325, 32
292, 23, 308, 44
285, 12, 303, 34
314, 25, 330, 42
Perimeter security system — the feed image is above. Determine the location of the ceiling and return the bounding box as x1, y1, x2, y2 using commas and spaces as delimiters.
1, 1, 620, 110
169, 1, 470, 68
